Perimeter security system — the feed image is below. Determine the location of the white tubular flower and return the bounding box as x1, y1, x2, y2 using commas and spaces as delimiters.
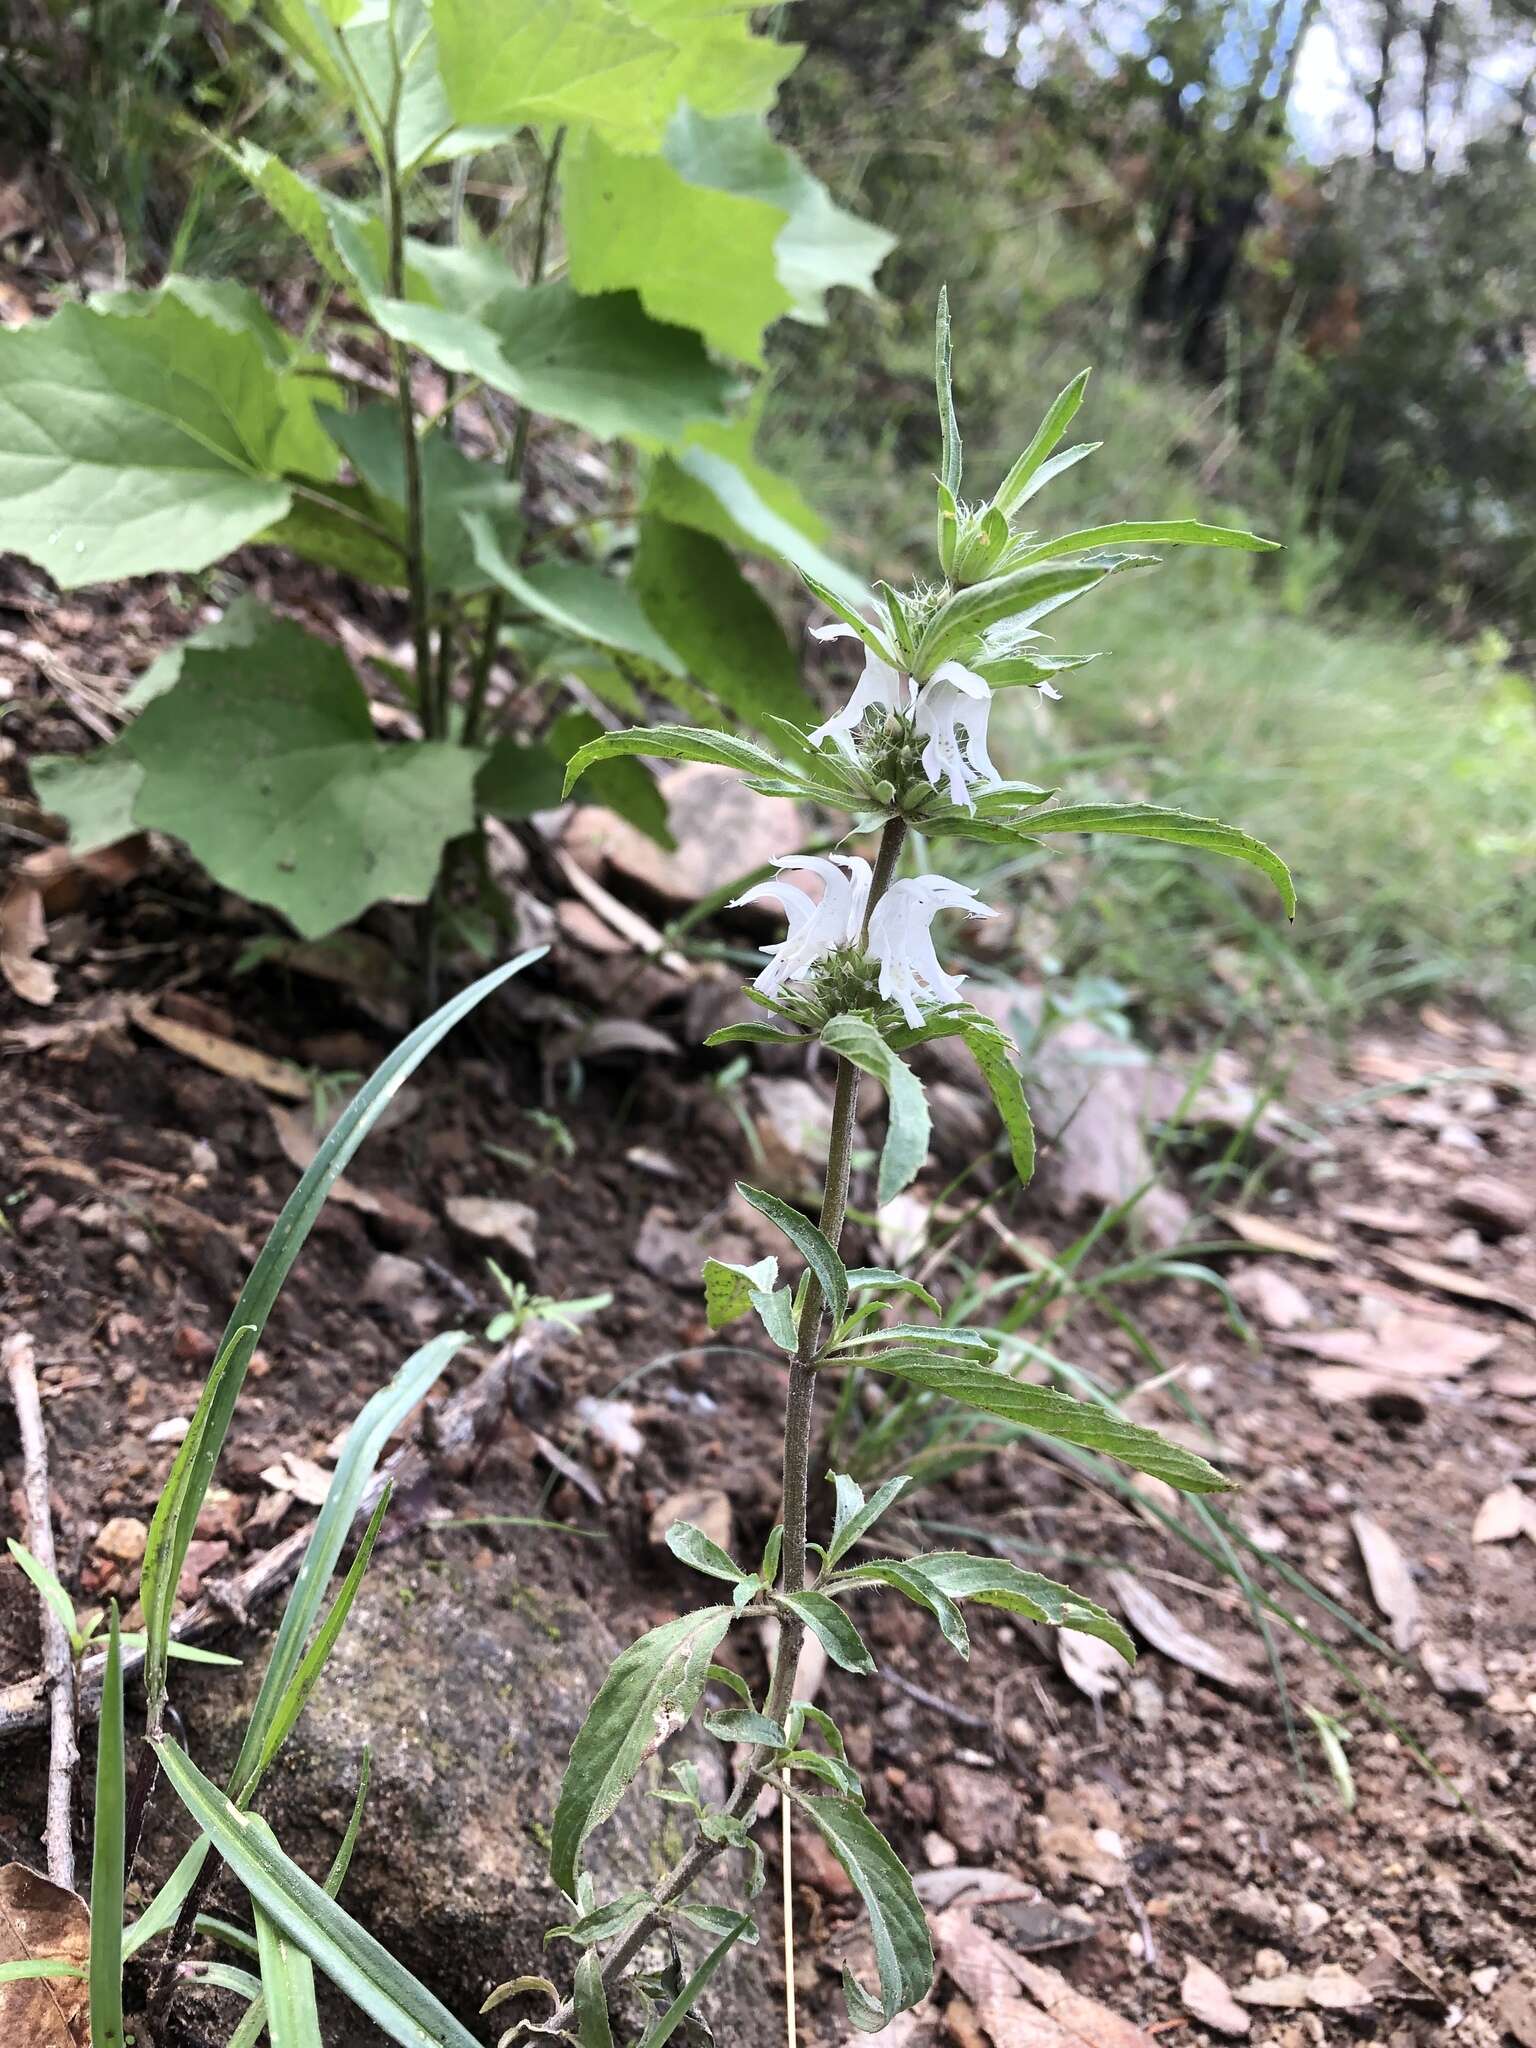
731, 854, 872, 996
808, 647, 909, 758
913, 660, 1002, 811
866, 875, 995, 1028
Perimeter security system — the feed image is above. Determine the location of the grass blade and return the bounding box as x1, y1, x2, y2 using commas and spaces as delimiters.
155, 1741, 483, 2048
89, 1606, 125, 2048
636, 1914, 754, 2048
255, 1887, 324, 2048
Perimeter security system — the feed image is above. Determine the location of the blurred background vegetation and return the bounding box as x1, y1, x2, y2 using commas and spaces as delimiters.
3, 0, 1534, 1035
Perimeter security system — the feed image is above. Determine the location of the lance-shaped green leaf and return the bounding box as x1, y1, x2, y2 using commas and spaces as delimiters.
563, 724, 804, 799
254, 1894, 324, 2048
0, 293, 319, 586
7, 1539, 80, 1646
858, 1358, 1232, 1493
843, 1271, 943, 1315
550, 1607, 734, 1898
546, 1890, 651, 1949
703, 1708, 786, 1747
777, 1591, 874, 1674
796, 1794, 932, 2031
1010, 518, 1280, 569
703, 1023, 812, 1048
734, 1184, 847, 1322
635, 1910, 755, 2048
154, 1744, 483, 2048
665, 1522, 749, 1587
798, 568, 899, 668
819, 1016, 930, 1206
824, 1474, 912, 1569
1014, 802, 1297, 917
934, 285, 961, 496
831, 1559, 969, 1658
779, 1748, 864, 1799
316, 407, 517, 595
991, 370, 1092, 516
701, 1254, 778, 1331
546, 710, 674, 850
89, 1607, 125, 2048
573, 1951, 615, 2048
907, 1554, 1135, 1664
913, 560, 1130, 675
677, 1902, 761, 1947
961, 1016, 1035, 1188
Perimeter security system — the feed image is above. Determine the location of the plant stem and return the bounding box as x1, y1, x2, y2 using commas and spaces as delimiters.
463, 126, 566, 751
561, 818, 909, 2014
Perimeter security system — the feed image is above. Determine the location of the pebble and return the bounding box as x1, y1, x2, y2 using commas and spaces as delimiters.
93, 1516, 148, 1565
923, 1831, 959, 1868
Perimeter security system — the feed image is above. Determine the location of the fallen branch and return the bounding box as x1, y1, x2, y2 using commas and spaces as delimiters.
4, 1330, 79, 1885
0, 1325, 555, 1740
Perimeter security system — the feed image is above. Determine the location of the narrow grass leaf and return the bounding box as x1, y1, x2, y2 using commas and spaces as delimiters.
255, 1889, 325, 2048
636, 1913, 754, 2048
6, 1540, 79, 1643
89, 1607, 125, 2048
179, 1959, 264, 1999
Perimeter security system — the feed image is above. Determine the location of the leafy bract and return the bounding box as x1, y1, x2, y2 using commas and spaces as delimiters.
819, 1016, 930, 1206
701, 1253, 778, 1331
991, 370, 1091, 515
550, 1607, 734, 1897
735, 1183, 848, 1323
859, 1357, 1232, 1493
113, 607, 480, 938
564, 109, 892, 365
1011, 517, 1280, 568
155, 1745, 483, 2048
0, 293, 319, 584
1016, 803, 1297, 917
824, 1474, 911, 1569
563, 724, 807, 799
797, 1794, 932, 2031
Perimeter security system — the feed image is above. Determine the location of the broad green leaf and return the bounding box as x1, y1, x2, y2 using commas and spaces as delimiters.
475, 738, 566, 821
6, 1539, 78, 1643
1011, 518, 1280, 568
824, 1473, 911, 1569
777, 1591, 873, 1675
0, 295, 309, 585
830, 1560, 968, 1658
154, 1743, 484, 2048
796, 1794, 932, 2031
701, 1254, 779, 1331
550, 1607, 734, 1897
910, 1554, 1135, 1664
634, 1910, 754, 2048
90, 1608, 125, 2048
752, 1286, 799, 1353
320, 406, 519, 593
255, 1892, 324, 2048
703, 1708, 785, 1747
259, 486, 409, 588
859, 1358, 1232, 1493
368, 280, 732, 446
934, 285, 961, 496
464, 516, 683, 675
819, 1015, 930, 1206
29, 749, 141, 855
734, 1183, 847, 1322
1017, 803, 1296, 917
564, 110, 892, 366
665, 1522, 748, 1586
562, 723, 798, 799
633, 518, 819, 729
991, 370, 1091, 516
120, 607, 483, 939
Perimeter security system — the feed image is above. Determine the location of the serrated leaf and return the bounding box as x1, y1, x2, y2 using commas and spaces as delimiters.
1011, 517, 1280, 567
633, 517, 818, 729
562, 723, 794, 799
0, 294, 309, 585
991, 370, 1091, 516
564, 110, 891, 366
859, 1357, 1232, 1493
934, 285, 961, 496
665, 1523, 748, 1586
830, 1559, 968, 1657
550, 1607, 734, 1898
120, 607, 482, 939
909, 1554, 1135, 1664
825, 1473, 912, 1569
778, 1591, 873, 1674
819, 1015, 930, 1206
155, 1743, 484, 2048
734, 1183, 847, 1323
796, 1794, 932, 2031
701, 1254, 779, 1331
1016, 802, 1296, 917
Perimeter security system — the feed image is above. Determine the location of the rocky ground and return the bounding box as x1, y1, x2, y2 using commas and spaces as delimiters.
4, 567, 1536, 2048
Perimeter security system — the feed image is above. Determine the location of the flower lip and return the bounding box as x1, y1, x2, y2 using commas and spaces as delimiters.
912, 661, 1002, 812
808, 650, 912, 759
731, 852, 873, 997
865, 873, 996, 1028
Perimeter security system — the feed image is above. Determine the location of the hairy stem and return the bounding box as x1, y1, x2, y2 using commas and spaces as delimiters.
573, 817, 909, 2008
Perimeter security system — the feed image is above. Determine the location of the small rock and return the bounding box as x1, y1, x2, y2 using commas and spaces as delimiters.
1129, 1675, 1165, 1727
94, 1516, 148, 1566
1438, 1226, 1483, 1266
936, 1763, 1024, 1862
444, 1196, 538, 1275
1307, 1964, 1373, 2013
568, 763, 800, 910
1233, 1265, 1315, 1332
178, 1537, 230, 1599
574, 1396, 645, 1460
1182, 1957, 1251, 2037
148, 1415, 190, 1446
188, 1138, 219, 1176
1252, 1946, 1291, 1979
632, 1206, 707, 1290
1292, 1901, 1330, 1941
922, 1832, 959, 1869
749, 1076, 832, 1196
649, 1486, 733, 1557
174, 1324, 217, 1367
1420, 1642, 1491, 1702
1451, 1175, 1526, 1238
361, 1253, 431, 1316
1470, 1964, 1500, 1996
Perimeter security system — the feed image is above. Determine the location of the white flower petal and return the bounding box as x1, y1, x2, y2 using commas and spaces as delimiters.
865, 875, 994, 1026
808, 652, 908, 757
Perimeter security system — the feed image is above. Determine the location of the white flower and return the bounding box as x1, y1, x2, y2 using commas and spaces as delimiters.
866, 875, 995, 1028
808, 643, 910, 758
731, 854, 872, 997
913, 659, 1002, 811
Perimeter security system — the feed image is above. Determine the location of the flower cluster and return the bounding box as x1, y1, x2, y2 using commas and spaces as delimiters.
734, 855, 994, 1028
806, 624, 1007, 814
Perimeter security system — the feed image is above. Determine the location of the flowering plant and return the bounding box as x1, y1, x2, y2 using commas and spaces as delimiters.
539, 294, 1295, 2040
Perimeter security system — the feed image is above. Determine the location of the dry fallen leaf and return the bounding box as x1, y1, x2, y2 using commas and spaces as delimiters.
1181, 1957, 1250, 2037
1108, 1571, 1257, 1694
1222, 1212, 1339, 1263
131, 1001, 312, 1099
0, 1862, 90, 2047
1337, 1203, 1427, 1236
1380, 1252, 1535, 1324
1235, 1965, 1373, 2014
1233, 1264, 1314, 1331
1055, 1626, 1124, 1701
935, 1911, 1155, 2048
270, 1108, 433, 1237
0, 869, 56, 1005
259, 1453, 333, 1509
1472, 1484, 1536, 1546
1278, 1311, 1497, 1380
1305, 1367, 1429, 1415
1349, 1511, 1422, 1652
